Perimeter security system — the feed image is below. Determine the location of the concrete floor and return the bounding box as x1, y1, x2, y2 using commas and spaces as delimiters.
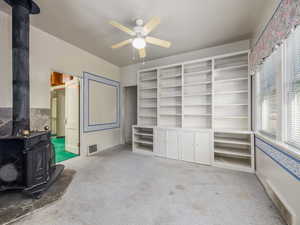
13, 146, 285, 225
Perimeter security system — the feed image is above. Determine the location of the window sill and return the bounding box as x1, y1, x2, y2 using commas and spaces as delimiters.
255, 132, 300, 161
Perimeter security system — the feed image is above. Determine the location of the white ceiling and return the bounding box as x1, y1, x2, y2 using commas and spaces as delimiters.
0, 0, 276, 67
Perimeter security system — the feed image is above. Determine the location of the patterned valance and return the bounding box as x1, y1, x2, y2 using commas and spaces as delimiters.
250, 0, 300, 73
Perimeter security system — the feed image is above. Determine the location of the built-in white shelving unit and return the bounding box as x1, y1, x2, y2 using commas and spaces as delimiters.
134, 50, 254, 173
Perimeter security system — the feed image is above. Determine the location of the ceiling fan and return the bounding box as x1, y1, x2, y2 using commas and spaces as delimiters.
110, 17, 171, 59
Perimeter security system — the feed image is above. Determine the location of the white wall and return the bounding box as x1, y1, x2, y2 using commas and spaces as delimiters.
121, 40, 250, 87
0, 11, 121, 155
255, 136, 300, 225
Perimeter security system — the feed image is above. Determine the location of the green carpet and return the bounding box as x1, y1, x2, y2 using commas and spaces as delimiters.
51, 137, 78, 163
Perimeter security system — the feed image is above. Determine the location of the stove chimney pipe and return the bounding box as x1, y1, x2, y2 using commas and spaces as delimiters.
3, 0, 40, 135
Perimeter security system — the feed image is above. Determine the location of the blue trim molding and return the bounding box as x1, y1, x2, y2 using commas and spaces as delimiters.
255, 136, 300, 181
83, 72, 120, 132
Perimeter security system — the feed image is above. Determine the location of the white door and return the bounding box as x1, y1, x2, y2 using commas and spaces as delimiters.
65, 78, 79, 154
154, 128, 167, 157
195, 131, 211, 165
181, 131, 195, 162
166, 130, 179, 160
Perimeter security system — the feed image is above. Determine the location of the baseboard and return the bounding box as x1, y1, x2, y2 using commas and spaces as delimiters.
87, 144, 126, 156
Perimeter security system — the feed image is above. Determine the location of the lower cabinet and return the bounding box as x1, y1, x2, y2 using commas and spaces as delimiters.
166, 130, 180, 160
154, 128, 212, 165
194, 131, 211, 165
181, 131, 195, 162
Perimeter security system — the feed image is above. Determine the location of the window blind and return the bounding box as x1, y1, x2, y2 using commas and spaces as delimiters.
259, 48, 281, 136
286, 26, 300, 148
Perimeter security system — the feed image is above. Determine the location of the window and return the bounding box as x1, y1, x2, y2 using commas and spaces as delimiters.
285, 26, 300, 149
259, 49, 281, 136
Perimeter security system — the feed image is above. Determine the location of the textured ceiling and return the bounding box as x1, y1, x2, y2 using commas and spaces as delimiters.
0, 0, 275, 66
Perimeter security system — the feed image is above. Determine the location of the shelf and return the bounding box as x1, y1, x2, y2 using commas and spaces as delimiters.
184, 63, 211, 70
135, 139, 153, 145
214, 147, 251, 158
214, 116, 248, 119
160, 104, 181, 107
215, 104, 248, 107
184, 81, 212, 86
133, 125, 155, 129
160, 84, 182, 88
214, 90, 248, 95
215, 64, 248, 72
214, 137, 250, 146
139, 115, 157, 118
140, 97, 157, 99
137, 124, 157, 127
134, 132, 153, 137
214, 156, 251, 171
215, 77, 248, 83
160, 114, 182, 116
160, 94, 182, 98
140, 106, 157, 109
140, 87, 157, 90
185, 92, 212, 97
185, 104, 211, 106
184, 114, 212, 117
141, 77, 157, 82
159, 125, 182, 128
214, 129, 252, 134
184, 70, 212, 76
160, 73, 182, 79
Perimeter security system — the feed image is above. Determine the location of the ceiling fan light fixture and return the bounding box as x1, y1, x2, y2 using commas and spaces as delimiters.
132, 37, 146, 49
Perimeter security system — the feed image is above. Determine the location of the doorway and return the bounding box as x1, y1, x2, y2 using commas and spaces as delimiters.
124, 86, 137, 144
50, 72, 80, 162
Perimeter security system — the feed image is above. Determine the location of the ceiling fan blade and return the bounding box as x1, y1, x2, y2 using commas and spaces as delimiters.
144, 17, 161, 35
109, 21, 135, 36
111, 39, 132, 49
139, 48, 146, 58
145, 37, 171, 48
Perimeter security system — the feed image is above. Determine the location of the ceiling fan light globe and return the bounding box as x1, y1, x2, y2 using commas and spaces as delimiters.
132, 38, 146, 49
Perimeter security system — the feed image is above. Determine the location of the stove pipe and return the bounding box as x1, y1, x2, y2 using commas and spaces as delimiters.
3, 0, 40, 135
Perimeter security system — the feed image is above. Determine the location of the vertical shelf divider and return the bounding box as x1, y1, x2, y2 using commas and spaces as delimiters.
181, 64, 184, 128
157, 68, 160, 127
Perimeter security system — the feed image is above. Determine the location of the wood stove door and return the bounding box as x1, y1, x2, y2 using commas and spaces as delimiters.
26, 141, 50, 187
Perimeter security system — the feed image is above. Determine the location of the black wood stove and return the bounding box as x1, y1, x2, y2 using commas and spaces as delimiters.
0, 0, 64, 198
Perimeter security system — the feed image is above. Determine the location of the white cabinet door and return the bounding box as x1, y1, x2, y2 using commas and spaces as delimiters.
166, 130, 179, 160
154, 128, 212, 165
180, 131, 195, 162
154, 128, 167, 157
195, 131, 211, 165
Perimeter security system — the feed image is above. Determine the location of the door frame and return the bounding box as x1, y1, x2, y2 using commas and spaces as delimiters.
50, 70, 81, 157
